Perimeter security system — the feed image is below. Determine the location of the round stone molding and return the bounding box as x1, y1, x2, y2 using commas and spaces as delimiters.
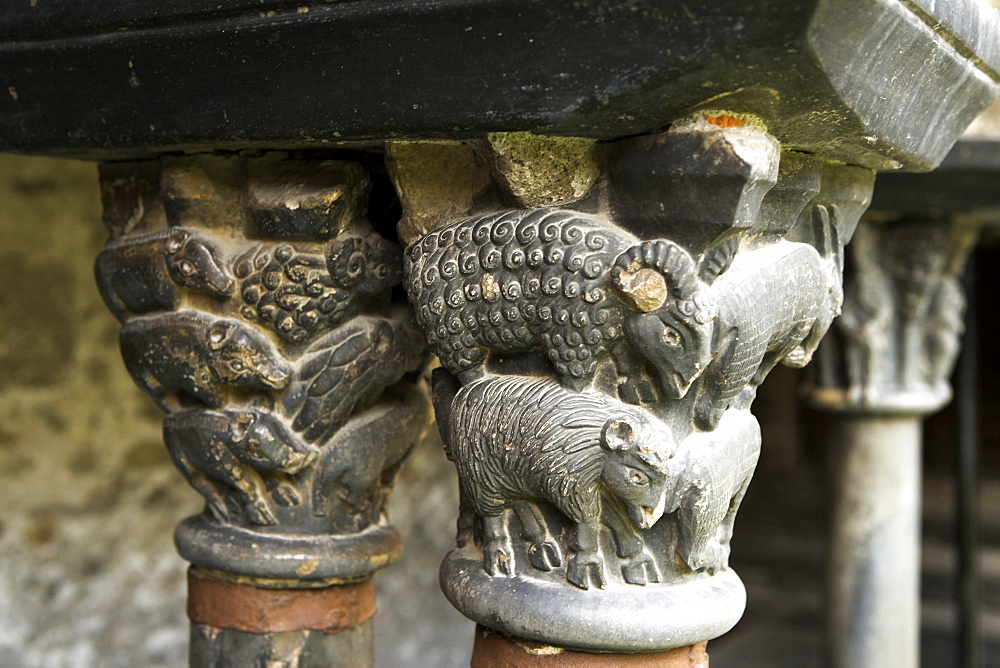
441, 547, 746, 654
176, 515, 403, 582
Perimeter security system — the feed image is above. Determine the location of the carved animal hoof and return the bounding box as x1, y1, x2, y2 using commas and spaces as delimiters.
271, 483, 302, 507
206, 500, 231, 523
694, 539, 729, 575
566, 554, 606, 590
621, 553, 660, 585
245, 499, 279, 526
483, 539, 516, 577
782, 346, 809, 368
526, 540, 561, 571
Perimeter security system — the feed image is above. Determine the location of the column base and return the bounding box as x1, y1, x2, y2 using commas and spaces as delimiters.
471, 626, 709, 667
176, 514, 402, 581
441, 549, 745, 653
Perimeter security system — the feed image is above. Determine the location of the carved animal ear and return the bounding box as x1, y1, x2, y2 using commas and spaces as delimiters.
166, 228, 190, 255
208, 321, 234, 350
698, 237, 739, 285
601, 417, 637, 453
614, 267, 668, 312
229, 411, 256, 441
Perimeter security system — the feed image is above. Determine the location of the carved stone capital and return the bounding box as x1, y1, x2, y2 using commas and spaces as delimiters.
390, 116, 875, 653
97, 153, 430, 583
804, 217, 978, 415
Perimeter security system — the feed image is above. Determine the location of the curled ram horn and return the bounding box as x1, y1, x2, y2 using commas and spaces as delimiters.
612, 240, 700, 312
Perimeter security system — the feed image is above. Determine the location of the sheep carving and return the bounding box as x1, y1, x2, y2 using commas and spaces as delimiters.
405, 208, 716, 403
440, 374, 675, 589
693, 239, 839, 431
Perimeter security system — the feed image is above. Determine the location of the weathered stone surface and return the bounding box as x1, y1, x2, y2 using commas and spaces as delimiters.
385, 141, 493, 247
1, 0, 997, 170
481, 133, 600, 209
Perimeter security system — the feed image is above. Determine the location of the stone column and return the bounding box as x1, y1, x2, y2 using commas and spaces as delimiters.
803, 217, 979, 668
95, 154, 430, 666
388, 115, 875, 663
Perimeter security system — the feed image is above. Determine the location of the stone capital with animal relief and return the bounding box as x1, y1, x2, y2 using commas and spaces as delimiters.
391, 116, 873, 652
97, 153, 430, 582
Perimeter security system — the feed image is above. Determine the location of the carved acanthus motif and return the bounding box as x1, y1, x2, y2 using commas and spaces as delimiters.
805, 218, 977, 413
97, 154, 429, 580
392, 116, 874, 651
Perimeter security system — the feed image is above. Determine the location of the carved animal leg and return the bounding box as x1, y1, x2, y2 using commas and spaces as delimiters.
603, 498, 660, 585
694, 332, 738, 432
787, 318, 826, 369
229, 471, 279, 526
264, 473, 302, 507
197, 442, 279, 526
860, 339, 880, 406
455, 486, 476, 549
709, 472, 755, 574
566, 520, 606, 590
481, 512, 516, 577
165, 443, 231, 523
511, 501, 561, 571
310, 433, 354, 518
611, 341, 656, 404
675, 482, 727, 574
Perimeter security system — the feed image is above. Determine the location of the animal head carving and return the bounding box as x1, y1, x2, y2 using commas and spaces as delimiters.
164, 227, 235, 297
229, 410, 316, 473
612, 241, 717, 399
207, 320, 291, 390
600, 414, 674, 530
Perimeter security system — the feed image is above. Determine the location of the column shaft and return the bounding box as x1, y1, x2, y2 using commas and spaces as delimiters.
471, 627, 709, 667
805, 217, 979, 667
826, 415, 921, 668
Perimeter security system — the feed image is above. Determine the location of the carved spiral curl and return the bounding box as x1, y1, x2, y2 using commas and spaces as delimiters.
403, 208, 636, 384
612, 240, 700, 300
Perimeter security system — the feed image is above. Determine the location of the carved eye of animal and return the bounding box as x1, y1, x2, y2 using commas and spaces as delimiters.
629, 468, 649, 486
660, 326, 682, 346
176, 260, 196, 276
230, 360, 245, 372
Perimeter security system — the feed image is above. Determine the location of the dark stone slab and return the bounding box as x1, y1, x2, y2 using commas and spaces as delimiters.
869, 140, 1000, 218
0, 0, 997, 168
